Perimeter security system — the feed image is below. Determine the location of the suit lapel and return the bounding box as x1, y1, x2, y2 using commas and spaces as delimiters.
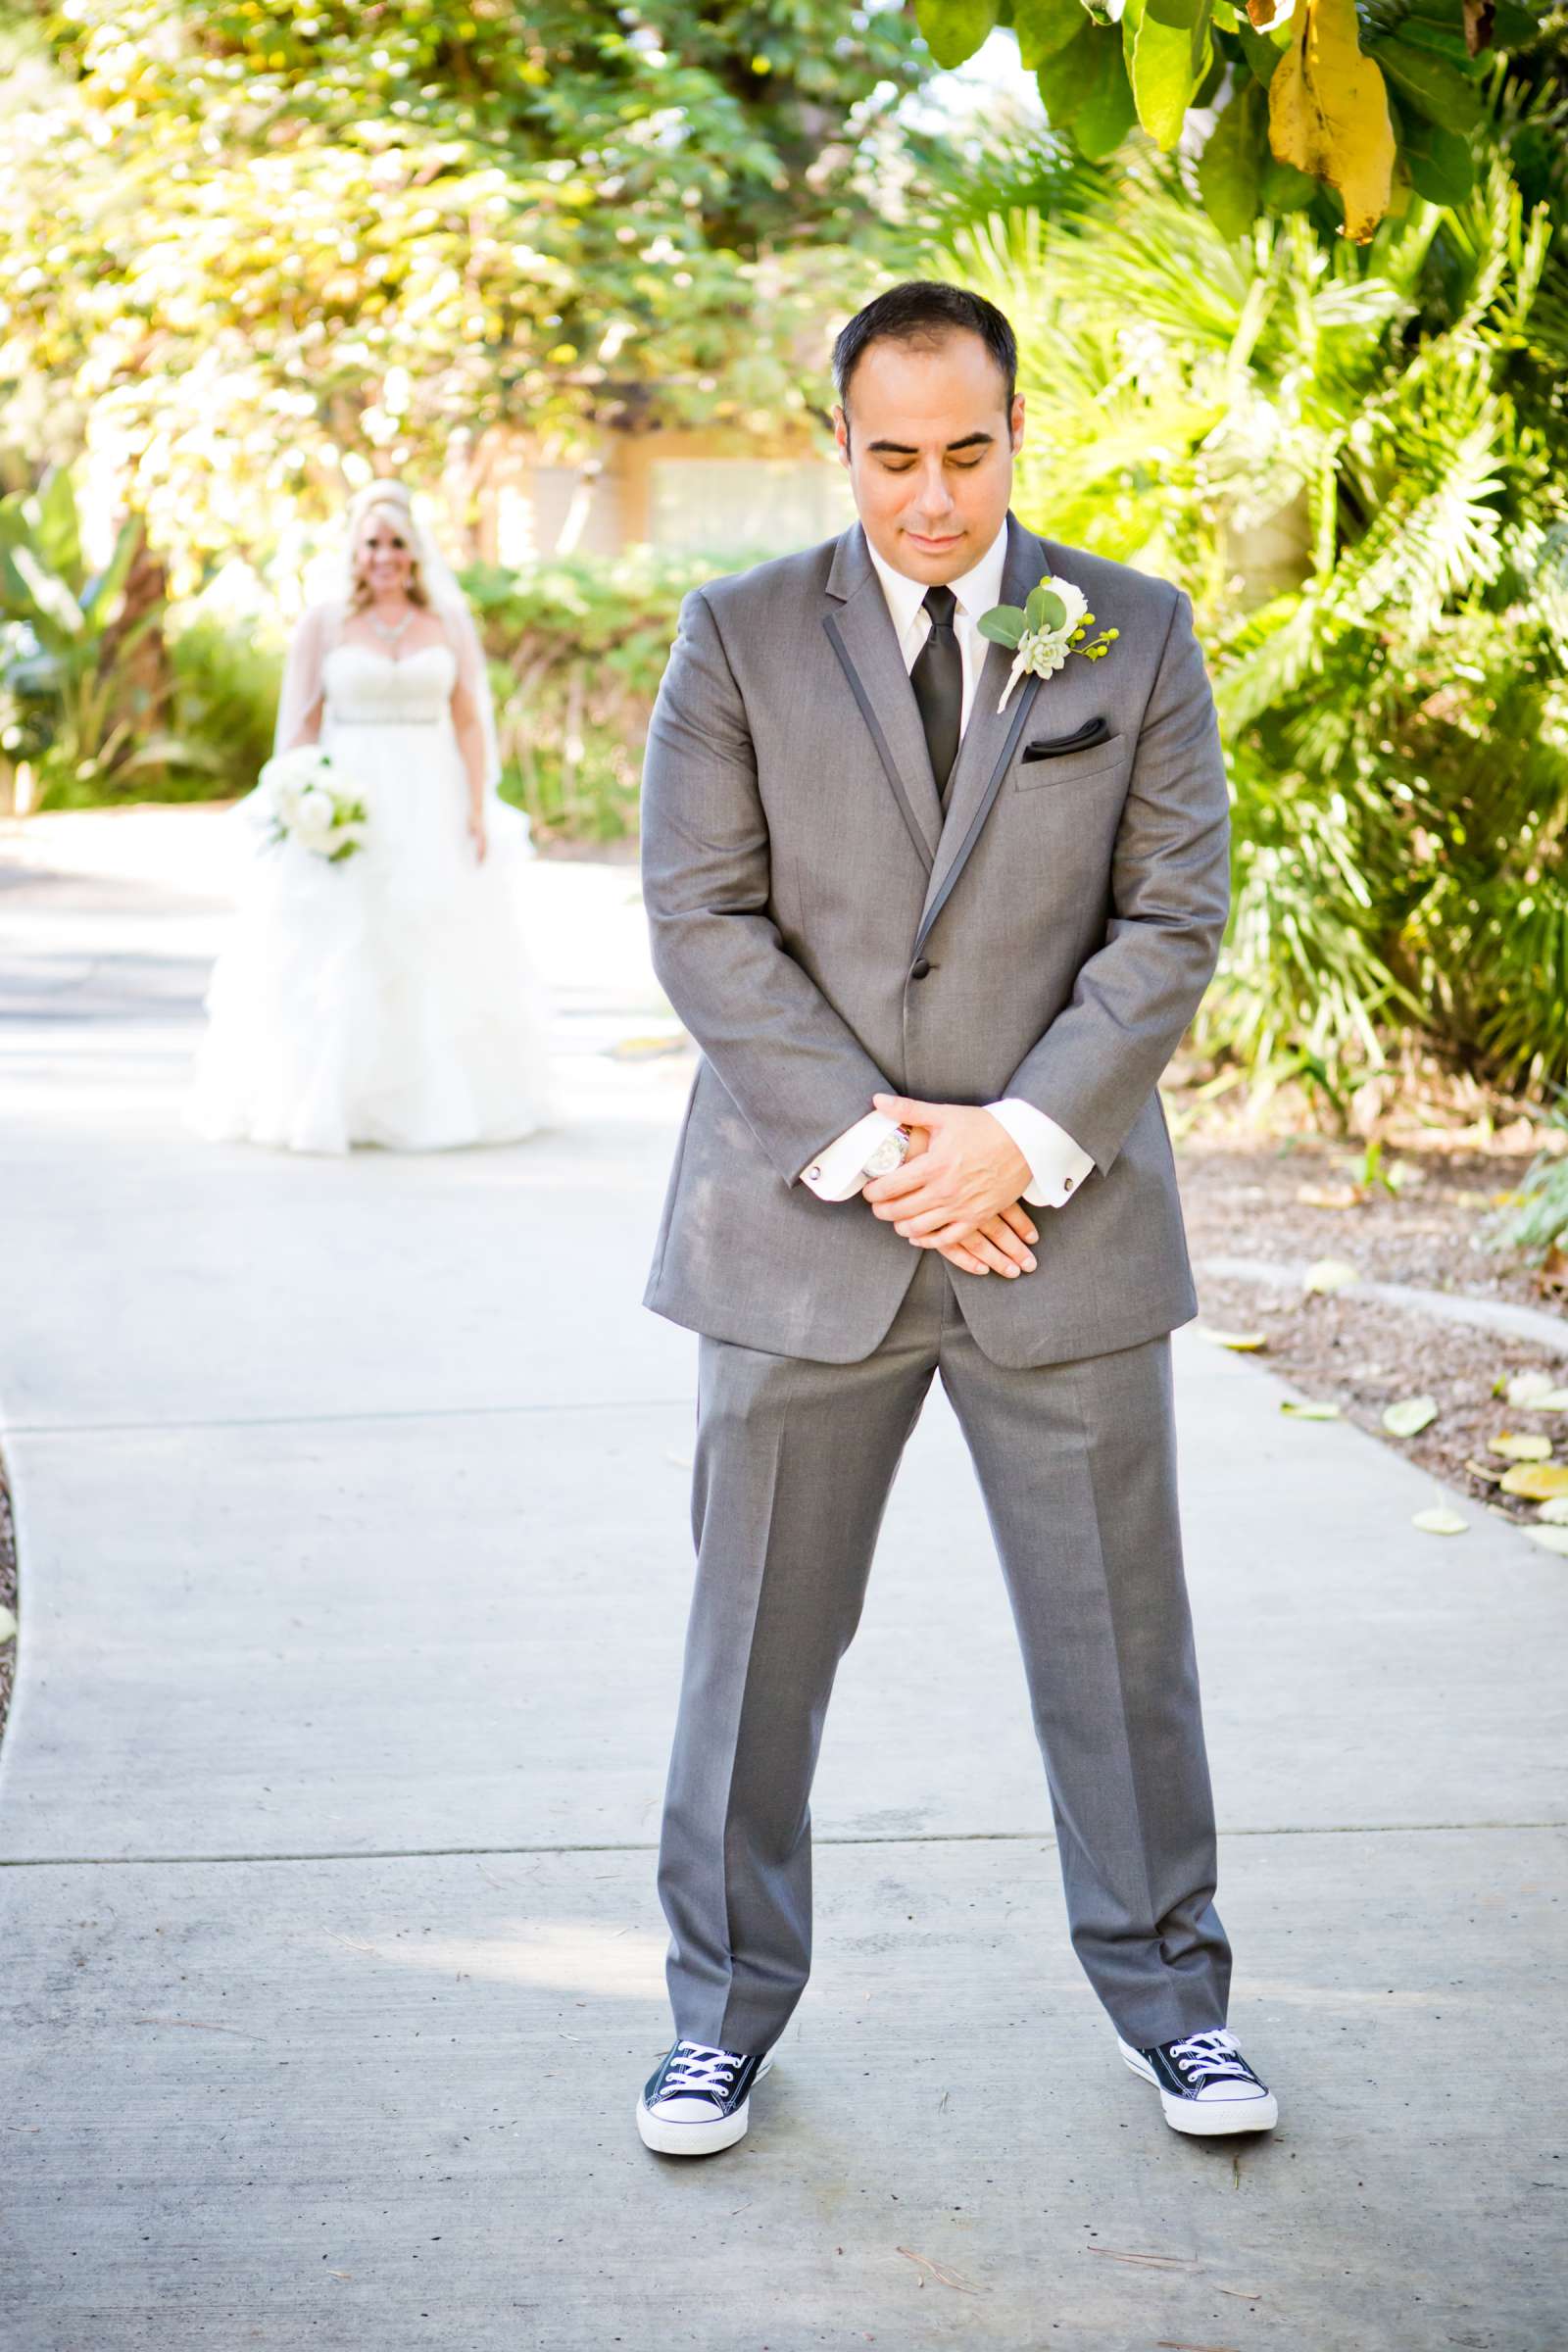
914, 511, 1047, 953
821, 522, 942, 868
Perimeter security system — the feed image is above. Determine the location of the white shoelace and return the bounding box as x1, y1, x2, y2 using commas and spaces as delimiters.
1169, 2029, 1252, 2084
661, 2039, 745, 2101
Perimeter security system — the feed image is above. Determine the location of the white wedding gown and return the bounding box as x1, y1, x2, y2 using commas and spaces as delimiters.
186, 638, 555, 1154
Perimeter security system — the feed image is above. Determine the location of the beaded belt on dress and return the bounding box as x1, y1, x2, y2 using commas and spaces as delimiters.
339, 715, 441, 725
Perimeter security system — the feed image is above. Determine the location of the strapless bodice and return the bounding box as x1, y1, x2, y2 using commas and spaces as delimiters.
323, 640, 457, 725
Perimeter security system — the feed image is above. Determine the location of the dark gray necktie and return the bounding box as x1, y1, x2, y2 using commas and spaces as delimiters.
909, 584, 962, 808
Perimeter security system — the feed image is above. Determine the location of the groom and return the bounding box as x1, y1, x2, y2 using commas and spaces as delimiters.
634, 281, 1276, 2155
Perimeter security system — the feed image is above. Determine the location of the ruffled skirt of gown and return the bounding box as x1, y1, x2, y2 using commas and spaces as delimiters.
185, 719, 555, 1154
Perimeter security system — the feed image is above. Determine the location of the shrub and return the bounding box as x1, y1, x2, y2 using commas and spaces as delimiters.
463, 545, 754, 842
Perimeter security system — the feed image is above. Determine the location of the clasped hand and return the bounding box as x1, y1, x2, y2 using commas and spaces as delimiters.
859, 1094, 1038, 1281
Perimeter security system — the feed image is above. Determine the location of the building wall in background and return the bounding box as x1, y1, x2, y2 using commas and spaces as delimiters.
473, 426, 855, 565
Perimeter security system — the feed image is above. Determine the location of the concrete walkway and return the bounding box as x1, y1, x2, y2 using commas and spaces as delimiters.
0, 808, 1563, 2352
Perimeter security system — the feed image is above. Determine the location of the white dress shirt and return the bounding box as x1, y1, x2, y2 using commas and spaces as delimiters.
799, 517, 1095, 1209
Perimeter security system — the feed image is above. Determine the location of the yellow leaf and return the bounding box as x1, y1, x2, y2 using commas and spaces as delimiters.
1281, 1397, 1341, 1419
1297, 1183, 1364, 1209
1489, 1431, 1554, 1462
1499, 1462, 1568, 1500
1412, 1507, 1467, 1536
1201, 1328, 1269, 1350
609, 1033, 687, 1060
1303, 1255, 1359, 1294
1268, 0, 1396, 243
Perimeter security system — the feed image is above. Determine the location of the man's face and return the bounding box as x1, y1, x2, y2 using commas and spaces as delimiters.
833, 330, 1024, 584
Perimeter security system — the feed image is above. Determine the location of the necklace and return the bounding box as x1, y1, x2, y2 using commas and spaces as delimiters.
367, 607, 416, 647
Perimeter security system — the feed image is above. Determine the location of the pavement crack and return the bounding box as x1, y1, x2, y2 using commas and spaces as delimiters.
3, 1396, 691, 1436
1, 1819, 1561, 1870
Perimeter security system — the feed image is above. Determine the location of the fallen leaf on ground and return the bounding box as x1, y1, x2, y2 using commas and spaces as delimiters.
1525, 1525, 1568, 1556
1281, 1397, 1341, 1419
1384, 1395, 1438, 1437
1296, 1183, 1363, 1209
1489, 1432, 1554, 1462
1538, 1497, 1568, 1524
1412, 1506, 1467, 1536
608, 1033, 687, 1060
1464, 1458, 1504, 1484
1303, 1256, 1359, 1294
1200, 1328, 1269, 1351
1506, 1370, 1560, 1406
1535, 1389, 1568, 1410
1499, 1462, 1568, 1500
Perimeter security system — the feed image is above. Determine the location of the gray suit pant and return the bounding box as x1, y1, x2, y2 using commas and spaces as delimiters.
656, 1246, 1232, 2056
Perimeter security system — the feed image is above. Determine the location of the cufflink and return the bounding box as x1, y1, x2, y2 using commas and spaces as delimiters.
805, 1164, 823, 1183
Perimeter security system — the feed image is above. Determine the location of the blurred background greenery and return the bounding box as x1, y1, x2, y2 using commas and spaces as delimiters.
2, 0, 1566, 1209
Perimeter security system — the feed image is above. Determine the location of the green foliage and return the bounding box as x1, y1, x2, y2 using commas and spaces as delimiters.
166, 614, 284, 800
941, 108, 1568, 1102
1480, 1097, 1568, 1259
911, 0, 1554, 242
465, 546, 747, 842
52, 543, 743, 838
0, 4, 940, 582
0, 465, 191, 804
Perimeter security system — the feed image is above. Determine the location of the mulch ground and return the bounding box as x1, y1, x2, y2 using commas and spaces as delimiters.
1178, 1123, 1568, 1533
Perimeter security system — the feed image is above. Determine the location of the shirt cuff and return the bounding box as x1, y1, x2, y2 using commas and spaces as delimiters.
986, 1099, 1094, 1208
800, 1110, 902, 1201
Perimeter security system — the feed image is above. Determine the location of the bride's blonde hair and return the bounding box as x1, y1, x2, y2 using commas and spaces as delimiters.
346, 482, 430, 612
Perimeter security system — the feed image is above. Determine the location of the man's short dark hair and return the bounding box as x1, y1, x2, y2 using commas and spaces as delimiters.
832, 281, 1018, 433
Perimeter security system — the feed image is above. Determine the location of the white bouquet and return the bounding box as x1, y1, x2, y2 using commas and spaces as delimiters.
254, 745, 368, 862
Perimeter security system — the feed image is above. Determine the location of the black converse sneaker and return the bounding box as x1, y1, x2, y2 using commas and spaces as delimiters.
1116, 2027, 1278, 2135
636, 2038, 774, 2156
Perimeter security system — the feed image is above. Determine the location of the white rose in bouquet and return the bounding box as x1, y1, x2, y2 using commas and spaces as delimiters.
294, 785, 336, 841
253, 746, 368, 862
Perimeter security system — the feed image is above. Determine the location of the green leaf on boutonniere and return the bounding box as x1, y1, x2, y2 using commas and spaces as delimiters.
1027, 584, 1067, 632
978, 604, 1029, 648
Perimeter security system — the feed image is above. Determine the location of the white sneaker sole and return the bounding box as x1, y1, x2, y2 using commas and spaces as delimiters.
1117, 2037, 1278, 2135
636, 2052, 774, 2156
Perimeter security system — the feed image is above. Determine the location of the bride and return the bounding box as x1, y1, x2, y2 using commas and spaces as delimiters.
186, 479, 555, 1154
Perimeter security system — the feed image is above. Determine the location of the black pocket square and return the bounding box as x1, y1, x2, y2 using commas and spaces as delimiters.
1020, 715, 1115, 761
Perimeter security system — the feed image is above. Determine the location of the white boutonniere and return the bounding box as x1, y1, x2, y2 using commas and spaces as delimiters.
978, 574, 1118, 714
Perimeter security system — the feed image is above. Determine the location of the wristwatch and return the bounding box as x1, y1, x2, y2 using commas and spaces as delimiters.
859, 1123, 912, 1180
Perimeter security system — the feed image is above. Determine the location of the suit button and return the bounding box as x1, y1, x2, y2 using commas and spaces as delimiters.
910, 956, 932, 980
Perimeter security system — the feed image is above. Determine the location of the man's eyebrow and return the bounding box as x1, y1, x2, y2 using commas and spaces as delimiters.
863, 430, 998, 455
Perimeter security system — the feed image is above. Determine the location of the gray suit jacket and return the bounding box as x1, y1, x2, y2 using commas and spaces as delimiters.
639, 508, 1230, 1368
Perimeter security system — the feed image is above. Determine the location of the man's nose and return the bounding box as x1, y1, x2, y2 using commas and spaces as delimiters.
909, 464, 957, 515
